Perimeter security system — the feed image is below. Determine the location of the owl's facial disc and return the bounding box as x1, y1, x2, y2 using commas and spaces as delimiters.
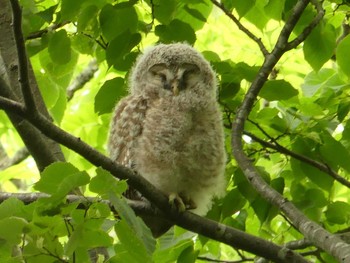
149, 63, 200, 96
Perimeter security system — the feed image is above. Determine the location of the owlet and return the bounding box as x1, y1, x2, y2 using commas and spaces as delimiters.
108, 43, 226, 237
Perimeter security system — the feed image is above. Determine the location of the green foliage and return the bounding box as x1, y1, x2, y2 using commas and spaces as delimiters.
1, 0, 350, 262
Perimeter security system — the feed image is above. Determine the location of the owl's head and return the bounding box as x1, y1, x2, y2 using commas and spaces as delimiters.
129, 43, 217, 99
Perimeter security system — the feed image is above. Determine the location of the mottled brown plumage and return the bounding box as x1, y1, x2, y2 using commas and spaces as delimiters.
108, 43, 226, 236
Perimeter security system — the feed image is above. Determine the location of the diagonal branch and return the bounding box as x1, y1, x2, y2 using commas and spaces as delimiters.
0, 81, 308, 263
232, 0, 350, 261
210, 0, 269, 56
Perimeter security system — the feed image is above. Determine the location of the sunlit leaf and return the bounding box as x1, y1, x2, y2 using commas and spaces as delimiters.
260, 80, 298, 101
89, 167, 127, 197
48, 30, 71, 65
326, 201, 350, 224
95, 77, 127, 115
34, 162, 90, 197
155, 19, 196, 44
99, 4, 138, 41
336, 34, 350, 79
303, 23, 336, 71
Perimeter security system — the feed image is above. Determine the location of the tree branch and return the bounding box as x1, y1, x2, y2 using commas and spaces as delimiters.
0, 81, 308, 263
0, 0, 65, 170
244, 130, 350, 188
210, 0, 269, 56
26, 22, 69, 40
9, 0, 36, 112
66, 59, 98, 100
232, 0, 350, 261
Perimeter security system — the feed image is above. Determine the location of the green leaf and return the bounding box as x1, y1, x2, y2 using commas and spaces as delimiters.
219, 81, 240, 100
175, 1, 212, 30
301, 68, 347, 97
244, 1, 269, 30
106, 31, 141, 70
48, 30, 71, 64
61, 0, 84, 20
183, 5, 206, 22
176, 245, 199, 263
154, 233, 194, 262
36, 4, 57, 23
319, 132, 350, 174
155, 19, 196, 44
95, 77, 127, 115
231, 0, 256, 18
99, 4, 138, 41
0, 198, 25, 220
271, 177, 284, 194
264, 0, 285, 20
110, 194, 156, 255
260, 80, 298, 101
49, 86, 67, 124
336, 34, 350, 79
326, 201, 350, 224
39, 45, 79, 87
303, 23, 336, 71
114, 220, 153, 263
251, 197, 271, 223
152, 0, 177, 24
89, 167, 127, 197
34, 162, 90, 197
221, 188, 246, 218
77, 5, 99, 33
0, 217, 27, 244
305, 188, 328, 208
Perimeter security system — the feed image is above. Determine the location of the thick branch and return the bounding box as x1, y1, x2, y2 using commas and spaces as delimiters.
0, 86, 308, 263
0, 0, 65, 170
232, 0, 350, 262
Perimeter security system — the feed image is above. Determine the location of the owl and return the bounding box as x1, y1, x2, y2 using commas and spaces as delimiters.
108, 43, 226, 236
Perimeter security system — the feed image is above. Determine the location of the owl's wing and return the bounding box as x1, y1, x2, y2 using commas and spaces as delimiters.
108, 96, 148, 168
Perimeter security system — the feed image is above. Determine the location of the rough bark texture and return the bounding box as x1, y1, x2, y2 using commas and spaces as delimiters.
0, 0, 64, 171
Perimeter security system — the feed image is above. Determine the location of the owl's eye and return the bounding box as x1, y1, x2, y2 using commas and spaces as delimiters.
182, 63, 200, 79
149, 63, 168, 82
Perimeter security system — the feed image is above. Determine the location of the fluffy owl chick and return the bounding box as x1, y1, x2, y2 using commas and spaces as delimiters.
108, 43, 226, 233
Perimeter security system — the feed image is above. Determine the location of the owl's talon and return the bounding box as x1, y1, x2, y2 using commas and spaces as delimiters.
169, 193, 186, 212
168, 193, 197, 212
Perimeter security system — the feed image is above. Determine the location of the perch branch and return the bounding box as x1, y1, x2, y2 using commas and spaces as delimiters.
232, 0, 350, 262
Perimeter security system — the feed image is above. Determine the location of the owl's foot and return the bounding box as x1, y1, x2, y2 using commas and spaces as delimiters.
168, 193, 197, 212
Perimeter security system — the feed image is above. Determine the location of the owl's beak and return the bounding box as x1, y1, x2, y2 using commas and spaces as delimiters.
171, 80, 180, 96
172, 83, 179, 96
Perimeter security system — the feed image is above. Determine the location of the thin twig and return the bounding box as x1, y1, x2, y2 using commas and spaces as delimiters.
210, 0, 269, 56
197, 256, 254, 263
26, 22, 70, 40
244, 130, 350, 188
